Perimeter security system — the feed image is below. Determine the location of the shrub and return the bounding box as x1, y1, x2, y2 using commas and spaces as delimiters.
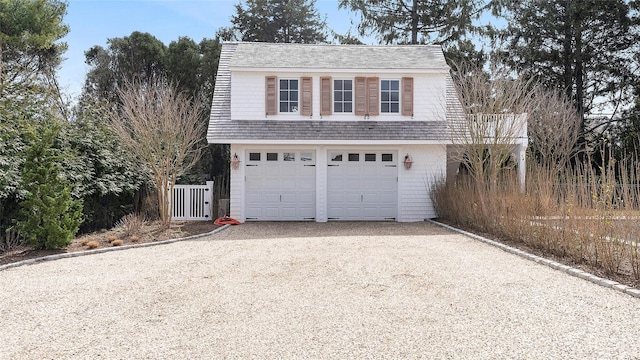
130, 235, 140, 242
86, 241, 99, 249
16, 121, 83, 250
114, 213, 145, 237
112, 239, 123, 246
107, 235, 117, 243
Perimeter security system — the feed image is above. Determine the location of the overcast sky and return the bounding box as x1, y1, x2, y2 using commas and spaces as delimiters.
59, 0, 359, 99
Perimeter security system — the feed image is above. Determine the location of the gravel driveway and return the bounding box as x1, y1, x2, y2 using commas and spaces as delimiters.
1, 222, 639, 359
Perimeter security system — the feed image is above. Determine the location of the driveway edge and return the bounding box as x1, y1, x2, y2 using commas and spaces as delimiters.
426, 219, 640, 299
0, 224, 231, 272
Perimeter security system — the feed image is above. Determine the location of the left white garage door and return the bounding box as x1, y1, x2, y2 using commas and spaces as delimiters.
245, 150, 316, 221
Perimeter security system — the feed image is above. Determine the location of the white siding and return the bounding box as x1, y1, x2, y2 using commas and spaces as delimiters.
230, 144, 444, 222
398, 144, 447, 221
230, 71, 446, 122
229, 144, 245, 221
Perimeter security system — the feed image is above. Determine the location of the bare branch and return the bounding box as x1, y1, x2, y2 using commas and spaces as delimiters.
110, 78, 206, 227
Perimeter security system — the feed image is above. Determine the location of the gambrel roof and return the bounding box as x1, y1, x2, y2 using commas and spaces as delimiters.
207, 42, 463, 144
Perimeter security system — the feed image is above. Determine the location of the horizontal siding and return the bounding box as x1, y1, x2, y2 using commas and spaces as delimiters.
229, 144, 445, 222
229, 144, 245, 221
230, 72, 447, 122
398, 145, 447, 221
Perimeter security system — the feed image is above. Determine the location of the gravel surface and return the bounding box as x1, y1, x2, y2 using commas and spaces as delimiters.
1, 222, 640, 359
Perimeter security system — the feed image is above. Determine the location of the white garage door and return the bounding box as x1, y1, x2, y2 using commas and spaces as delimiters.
327, 151, 398, 220
245, 150, 316, 221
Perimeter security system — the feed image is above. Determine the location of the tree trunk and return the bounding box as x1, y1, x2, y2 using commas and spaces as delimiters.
411, 0, 419, 44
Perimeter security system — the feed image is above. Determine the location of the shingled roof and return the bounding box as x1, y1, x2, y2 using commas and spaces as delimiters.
229, 42, 449, 70
207, 42, 463, 144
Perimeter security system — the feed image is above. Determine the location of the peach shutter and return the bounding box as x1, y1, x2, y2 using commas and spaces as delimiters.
300, 77, 313, 116
366, 77, 379, 116
265, 76, 277, 115
320, 76, 332, 116
354, 77, 367, 116
402, 77, 414, 116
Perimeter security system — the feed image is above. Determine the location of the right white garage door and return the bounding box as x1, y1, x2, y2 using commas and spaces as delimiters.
327, 151, 398, 220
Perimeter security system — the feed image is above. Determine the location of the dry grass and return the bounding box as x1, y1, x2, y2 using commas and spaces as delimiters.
432, 158, 640, 285
114, 213, 145, 237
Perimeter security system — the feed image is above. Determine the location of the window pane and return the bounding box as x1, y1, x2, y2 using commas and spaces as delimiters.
381, 103, 389, 112
280, 80, 288, 89
365, 153, 376, 161
301, 152, 313, 161
334, 103, 343, 112
290, 92, 298, 101
291, 102, 298, 112
331, 153, 342, 161
391, 80, 399, 90
344, 80, 352, 90
391, 103, 399, 113
382, 154, 393, 162
249, 153, 261, 161
290, 80, 298, 90
381, 80, 389, 90
334, 80, 343, 90
267, 153, 278, 161
280, 103, 288, 112
345, 92, 352, 101
284, 152, 295, 161
280, 91, 288, 101
391, 92, 399, 101
334, 91, 343, 101
348, 153, 359, 161
381, 92, 389, 101
344, 103, 352, 112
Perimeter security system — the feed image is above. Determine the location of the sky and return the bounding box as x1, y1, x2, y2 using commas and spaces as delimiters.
58, 0, 360, 99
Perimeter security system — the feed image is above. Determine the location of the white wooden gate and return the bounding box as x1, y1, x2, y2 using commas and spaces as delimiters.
171, 181, 213, 221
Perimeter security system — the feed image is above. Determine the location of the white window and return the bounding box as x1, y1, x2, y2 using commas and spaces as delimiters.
279, 79, 299, 112
381, 80, 400, 113
334, 79, 353, 113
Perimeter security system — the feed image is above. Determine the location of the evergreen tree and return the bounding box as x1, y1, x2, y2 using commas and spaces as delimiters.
338, 0, 487, 63
218, 0, 328, 43
492, 0, 640, 153
17, 120, 83, 250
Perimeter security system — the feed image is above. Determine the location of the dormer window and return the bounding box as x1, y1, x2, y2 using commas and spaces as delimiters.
334, 79, 353, 113
381, 80, 400, 113
279, 79, 299, 113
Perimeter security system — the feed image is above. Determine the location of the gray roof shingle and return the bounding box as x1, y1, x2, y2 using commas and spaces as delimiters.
229, 42, 448, 70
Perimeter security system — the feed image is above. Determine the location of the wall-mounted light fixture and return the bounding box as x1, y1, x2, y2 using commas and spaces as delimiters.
404, 154, 413, 170
231, 153, 239, 170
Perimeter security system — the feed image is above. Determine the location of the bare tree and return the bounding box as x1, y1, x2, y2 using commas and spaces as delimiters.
111, 79, 206, 228
528, 87, 580, 175
449, 63, 536, 194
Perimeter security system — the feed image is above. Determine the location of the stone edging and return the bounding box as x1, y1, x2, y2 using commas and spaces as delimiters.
426, 219, 640, 299
0, 224, 231, 272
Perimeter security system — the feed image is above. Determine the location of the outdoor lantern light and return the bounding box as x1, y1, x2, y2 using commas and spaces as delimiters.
404, 154, 413, 170
231, 153, 239, 170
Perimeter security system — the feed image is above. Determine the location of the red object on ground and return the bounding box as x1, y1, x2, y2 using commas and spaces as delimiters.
214, 216, 242, 226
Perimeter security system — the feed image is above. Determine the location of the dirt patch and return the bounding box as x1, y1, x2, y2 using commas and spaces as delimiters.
0, 221, 220, 266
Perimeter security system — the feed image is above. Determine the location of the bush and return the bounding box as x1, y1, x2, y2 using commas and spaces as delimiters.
114, 213, 145, 237
16, 121, 83, 250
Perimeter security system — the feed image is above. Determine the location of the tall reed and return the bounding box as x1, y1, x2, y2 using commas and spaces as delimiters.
432, 153, 640, 280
